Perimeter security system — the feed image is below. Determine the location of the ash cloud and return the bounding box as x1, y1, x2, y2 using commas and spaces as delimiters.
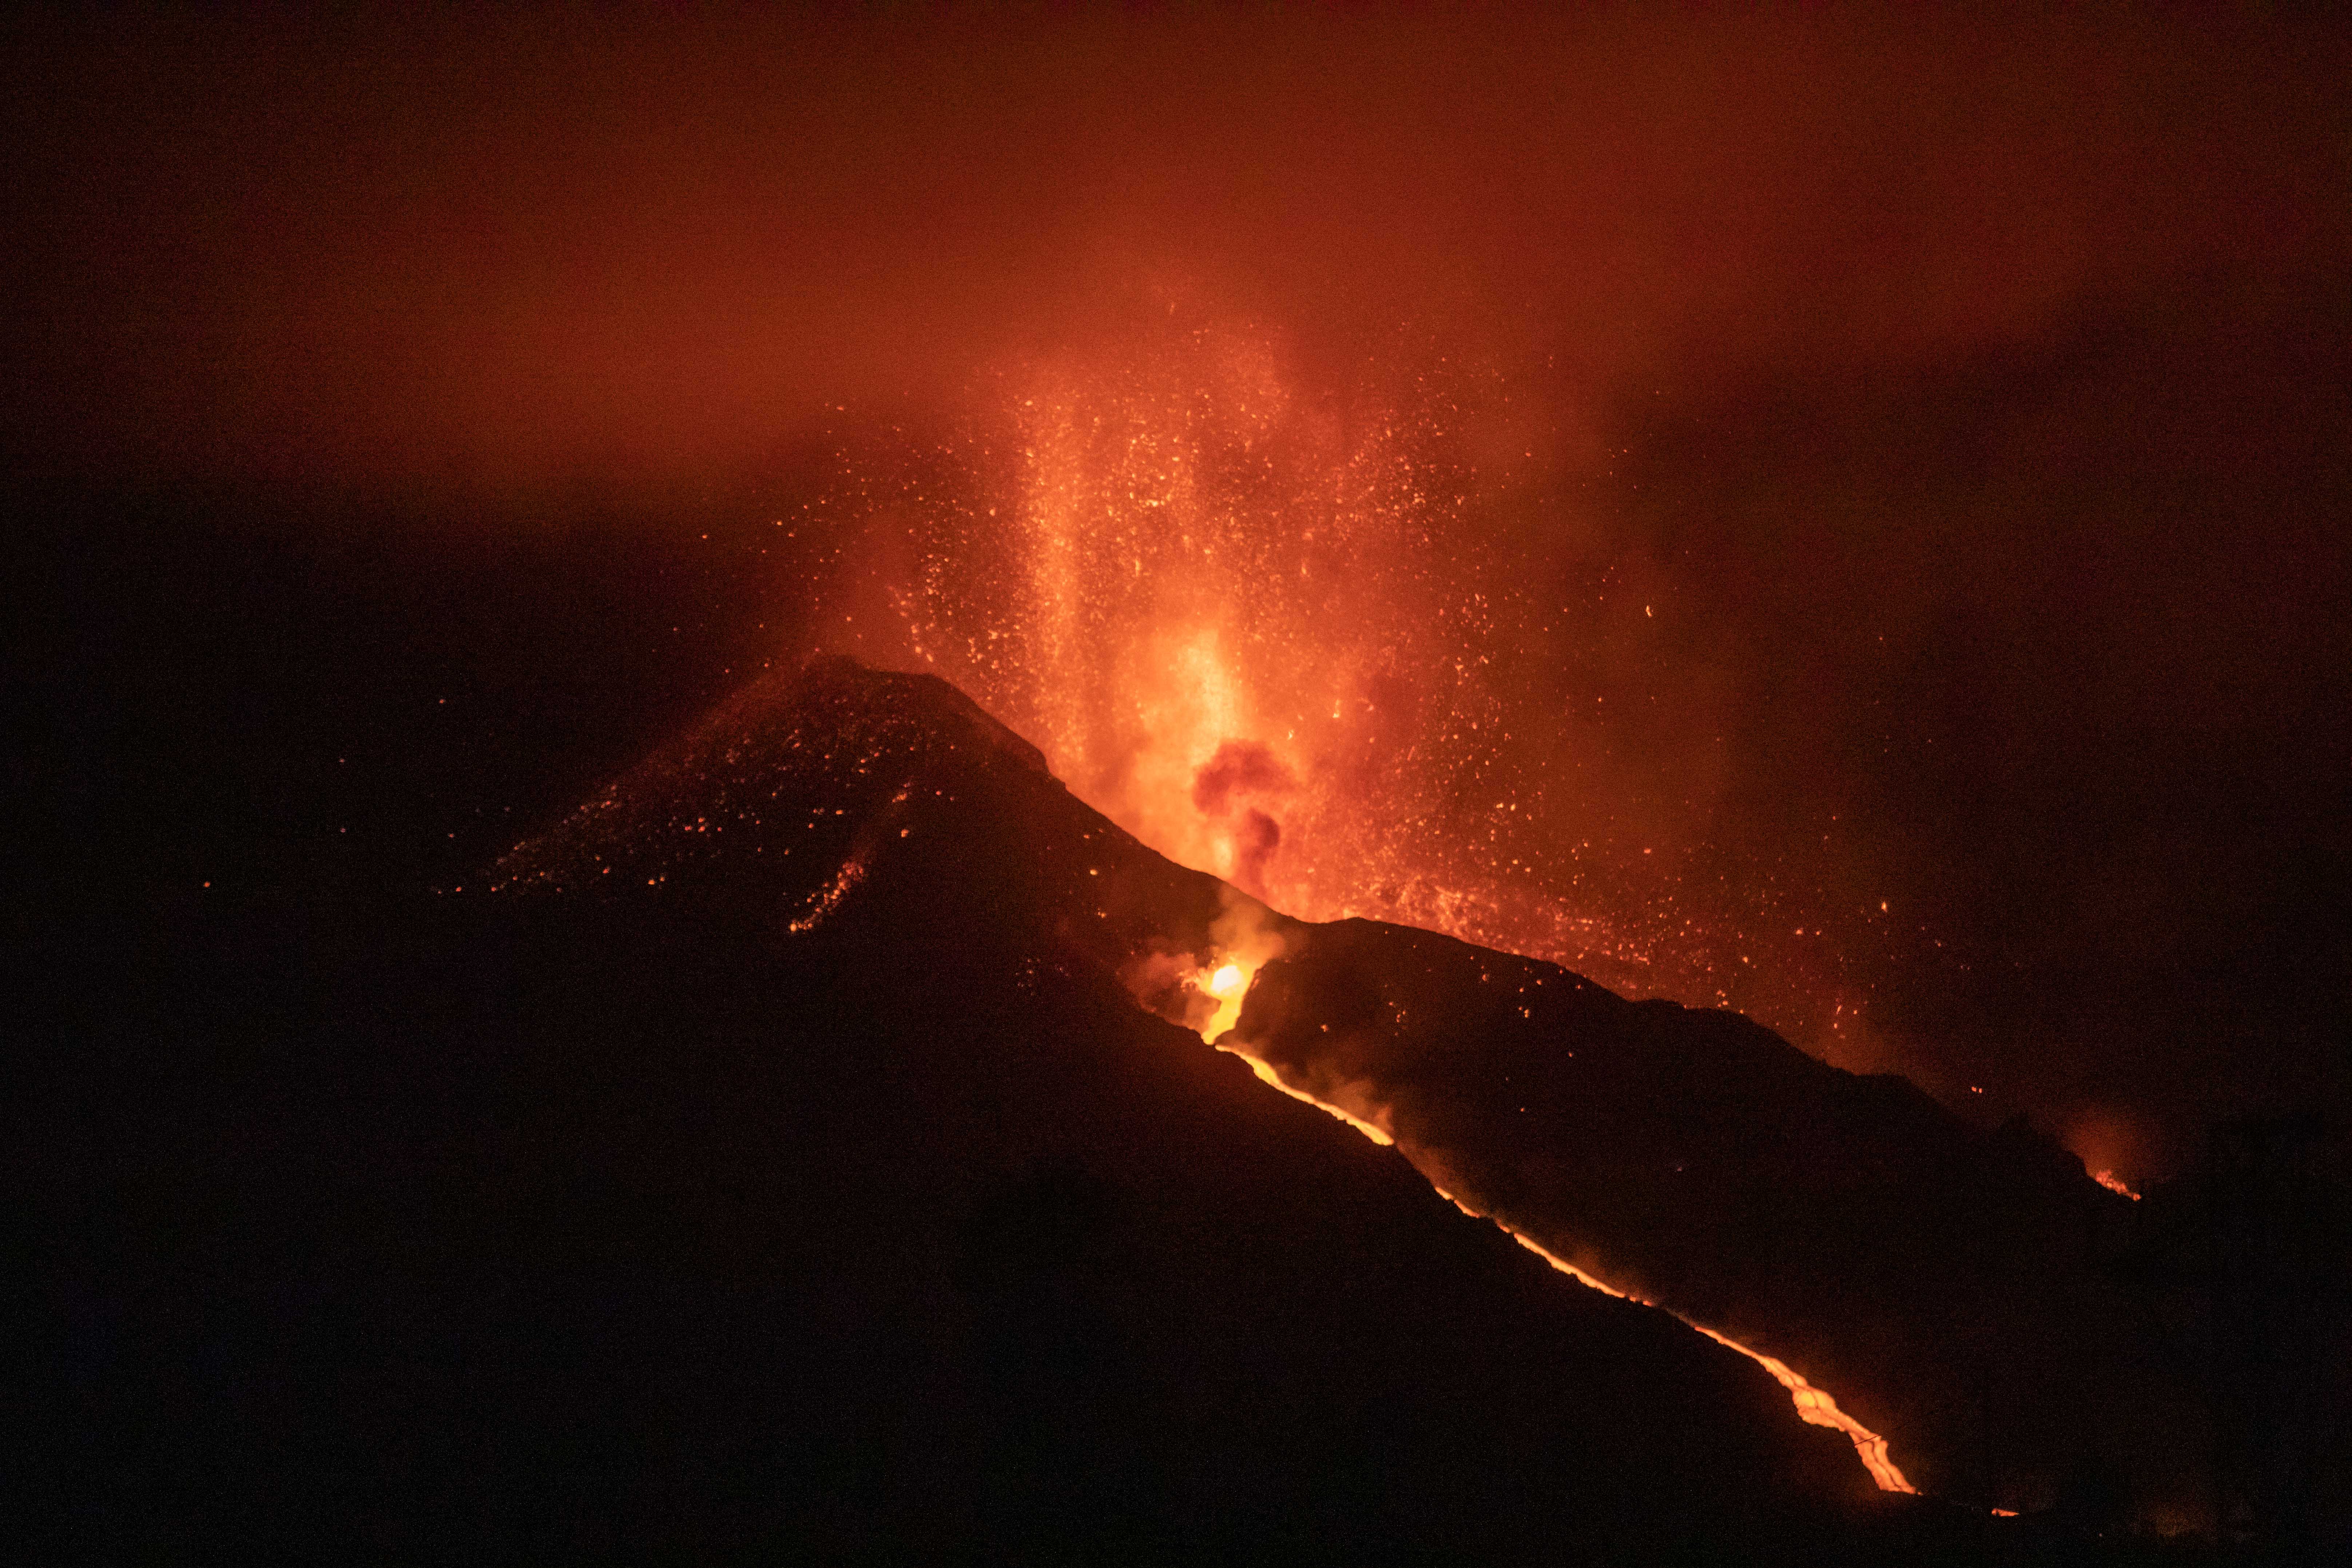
6, 7, 2344, 1172
7, 9, 2340, 485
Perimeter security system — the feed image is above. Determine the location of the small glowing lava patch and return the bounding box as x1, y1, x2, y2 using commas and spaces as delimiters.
2091, 1168, 2142, 1200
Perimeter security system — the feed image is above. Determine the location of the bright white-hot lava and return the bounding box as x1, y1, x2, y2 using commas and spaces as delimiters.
1176, 894, 1399, 1146
1203, 962, 1246, 1032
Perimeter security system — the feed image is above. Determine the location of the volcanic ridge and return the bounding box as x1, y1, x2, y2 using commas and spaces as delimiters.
486, 656, 2200, 1543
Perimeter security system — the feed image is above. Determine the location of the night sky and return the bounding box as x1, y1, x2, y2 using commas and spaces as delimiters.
9, 7, 2346, 1181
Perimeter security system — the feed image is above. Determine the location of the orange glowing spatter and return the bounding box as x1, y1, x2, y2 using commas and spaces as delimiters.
875, 317, 1887, 1057
1188, 957, 1914, 1496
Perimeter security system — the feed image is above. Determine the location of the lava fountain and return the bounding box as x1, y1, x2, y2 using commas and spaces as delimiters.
845, 311, 1881, 1056
834, 315, 1930, 1494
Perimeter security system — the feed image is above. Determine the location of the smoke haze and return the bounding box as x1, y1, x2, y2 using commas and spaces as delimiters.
7, 6, 2345, 1173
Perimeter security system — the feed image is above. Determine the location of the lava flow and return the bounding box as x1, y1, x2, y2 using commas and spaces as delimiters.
1180, 947, 1914, 1496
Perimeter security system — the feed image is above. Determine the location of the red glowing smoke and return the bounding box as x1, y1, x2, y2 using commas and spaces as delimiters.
1191, 741, 1295, 897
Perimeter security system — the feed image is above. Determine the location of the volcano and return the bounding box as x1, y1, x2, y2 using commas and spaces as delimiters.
27, 654, 2204, 1563
488, 658, 2199, 1527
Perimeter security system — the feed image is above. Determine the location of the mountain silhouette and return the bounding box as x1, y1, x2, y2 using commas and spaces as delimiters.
24, 654, 2201, 1563
491, 656, 2202, 1531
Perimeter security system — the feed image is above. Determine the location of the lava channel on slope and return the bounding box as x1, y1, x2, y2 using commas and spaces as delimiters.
1152, 921, 1915, 1498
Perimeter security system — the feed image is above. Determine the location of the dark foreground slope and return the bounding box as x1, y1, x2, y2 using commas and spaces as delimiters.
1231, 925, 2204, 1522
22, 655, 2217, 1563
488, 657, 2211, 1531
27, 657, 1911, 1566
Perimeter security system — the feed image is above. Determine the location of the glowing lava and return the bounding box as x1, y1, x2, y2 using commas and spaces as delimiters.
1181, 968, 1915, 1495
1504, 1224, 1911, 1495
1181, 895, 1395, 1147
1216, 1035, 1397, 1148
2091, 1168, 2142, 1200
1683, 1325, 1914, 1494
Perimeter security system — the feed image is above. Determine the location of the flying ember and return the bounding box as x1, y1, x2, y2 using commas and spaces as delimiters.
841, 309, 1885, 1061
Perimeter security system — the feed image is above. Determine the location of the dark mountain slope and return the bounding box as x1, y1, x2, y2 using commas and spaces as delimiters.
487, 654, 2201, 1529
1234, 920, 2200, 1520
27, 656, 1989, 1564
